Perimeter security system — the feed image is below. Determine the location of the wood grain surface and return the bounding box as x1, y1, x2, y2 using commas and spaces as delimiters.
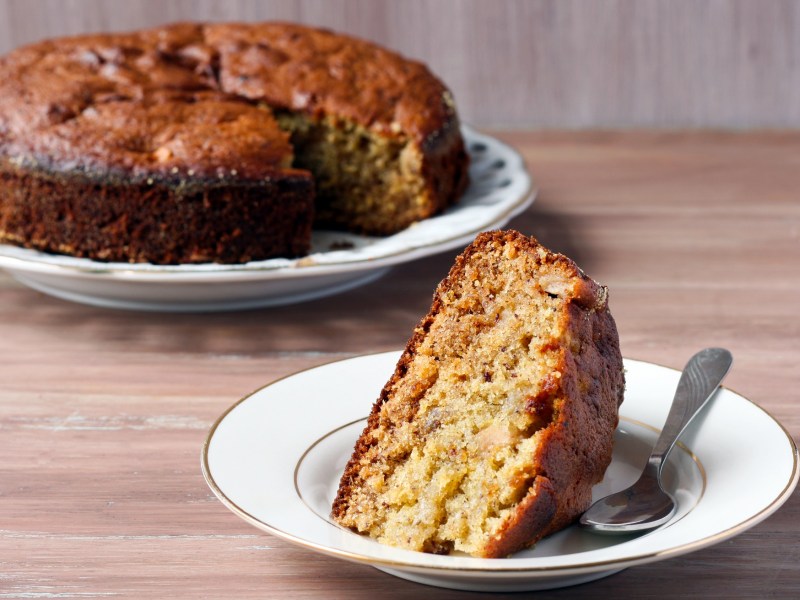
1, 131, 798, 598
1, 0, 799, 129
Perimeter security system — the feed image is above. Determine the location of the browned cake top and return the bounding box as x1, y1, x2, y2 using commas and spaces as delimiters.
0, 22, 457, 181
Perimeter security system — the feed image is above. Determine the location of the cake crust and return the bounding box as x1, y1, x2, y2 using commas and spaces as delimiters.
332, 230, 625, 557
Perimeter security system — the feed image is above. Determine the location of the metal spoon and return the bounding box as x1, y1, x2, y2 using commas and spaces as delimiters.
580, 347, 733, 534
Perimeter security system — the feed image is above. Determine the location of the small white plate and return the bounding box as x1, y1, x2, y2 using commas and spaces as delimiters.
202, 353, 798, 592
0, 127, 534, 312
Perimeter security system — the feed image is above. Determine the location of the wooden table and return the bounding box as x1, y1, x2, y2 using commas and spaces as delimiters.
1, 131, 798, 598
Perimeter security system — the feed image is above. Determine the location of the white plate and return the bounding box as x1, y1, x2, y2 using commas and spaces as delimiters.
0, 127, 534, 312
202, 353, 798, 592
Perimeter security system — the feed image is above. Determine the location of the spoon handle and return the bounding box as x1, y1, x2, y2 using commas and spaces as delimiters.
648, 348, 733, 474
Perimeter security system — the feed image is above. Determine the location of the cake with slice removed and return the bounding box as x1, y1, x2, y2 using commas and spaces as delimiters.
332, 230, 625, 557
0, 22, 469, 264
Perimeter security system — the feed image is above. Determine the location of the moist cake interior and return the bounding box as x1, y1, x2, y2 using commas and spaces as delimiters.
276, 112, 427, 235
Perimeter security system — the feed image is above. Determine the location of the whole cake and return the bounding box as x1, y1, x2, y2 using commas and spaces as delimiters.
0, 22, 469, 264
332, 230, 625, 557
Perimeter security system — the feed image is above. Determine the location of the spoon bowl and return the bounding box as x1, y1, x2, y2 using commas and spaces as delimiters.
581, 470, 676, 533
580, 348, 733, 534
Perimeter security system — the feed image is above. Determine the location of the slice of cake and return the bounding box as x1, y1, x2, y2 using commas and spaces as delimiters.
332, 230, 625, 558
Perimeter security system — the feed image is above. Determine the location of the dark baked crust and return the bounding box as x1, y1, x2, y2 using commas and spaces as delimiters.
0, 22, 468, 263
332, 230, 625, 557
204, 22, 460, 146
482, 274, 625, 556
0, 158, 313, 263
